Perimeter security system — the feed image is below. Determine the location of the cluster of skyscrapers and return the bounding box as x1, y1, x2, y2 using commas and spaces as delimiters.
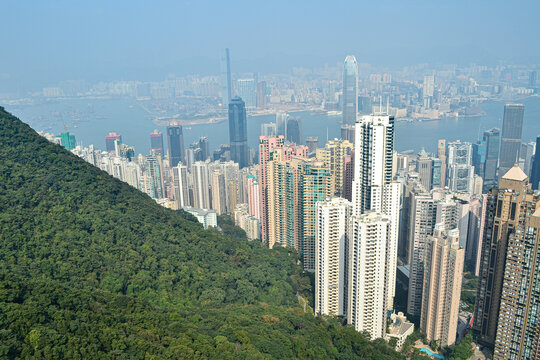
44, 53, 540, 357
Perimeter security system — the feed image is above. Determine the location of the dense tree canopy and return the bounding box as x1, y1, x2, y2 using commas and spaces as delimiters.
0, 107, 404, 359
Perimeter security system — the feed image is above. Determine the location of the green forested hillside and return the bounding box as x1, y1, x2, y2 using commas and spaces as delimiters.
0, 107, 403, 359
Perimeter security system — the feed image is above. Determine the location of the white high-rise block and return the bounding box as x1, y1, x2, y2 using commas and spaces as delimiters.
351, 114, 401, 311
348, 212, 390, 340
172, 164, 190, 208
315, 198, 352, 317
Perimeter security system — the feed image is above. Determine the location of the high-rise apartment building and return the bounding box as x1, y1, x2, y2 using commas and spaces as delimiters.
167, 123, 185, 167
228, 97, 249, 168
397, 173, 425, 262
499, 104, 524, 177
474, 165, 538, 349
352, 114, 395, 215
315, 198, 352, 317
144, 155, 164, 199
259, 137, 308, 242
492, 206, 540, 359
420, 224, 464, 347
407, 189, 470, 316
316, 139, 353, 196
348, 211, 391, 339
234, 203, 261, 241
342, 56, 358, 126
192, 161, 211, 210
172, 164, 190, 208
246, 174, 261, 219
302, 161, 332, 271
352, 114, 401, 310
259, 136, 285, 242
210, 168, 227, 215
266, 150, 330, 270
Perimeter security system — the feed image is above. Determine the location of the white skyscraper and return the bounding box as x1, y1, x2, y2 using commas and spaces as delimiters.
192, 161, 211, 210
315, 198, 352, 317
351, 114, 401, 310
172, 164, 190, 208
210, 168, 227, 215
348, 212, 391, 340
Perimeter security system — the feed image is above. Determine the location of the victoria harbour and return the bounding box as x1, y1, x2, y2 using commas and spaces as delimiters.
6, 95, 540, 155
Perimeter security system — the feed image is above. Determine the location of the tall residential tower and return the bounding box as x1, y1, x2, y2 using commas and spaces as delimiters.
349, 113, 401, 337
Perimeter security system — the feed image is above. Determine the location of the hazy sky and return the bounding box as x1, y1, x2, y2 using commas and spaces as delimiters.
2, 0, 539, 91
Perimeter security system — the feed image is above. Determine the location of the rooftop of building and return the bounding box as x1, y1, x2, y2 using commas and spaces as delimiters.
397, 264, 410, 278
388, 313, 414, 336
182, 206, 216, 216
502, 165, 528, 182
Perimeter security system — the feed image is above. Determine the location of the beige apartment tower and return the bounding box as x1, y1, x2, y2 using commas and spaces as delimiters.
420, 224, 464, 347
316, 139, 353, 196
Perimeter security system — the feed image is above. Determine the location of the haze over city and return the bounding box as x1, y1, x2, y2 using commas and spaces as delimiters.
2, 1, 540, 359
2, 0, 540, 91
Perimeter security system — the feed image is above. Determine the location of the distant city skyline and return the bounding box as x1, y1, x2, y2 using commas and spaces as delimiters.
2, 1, 540, 92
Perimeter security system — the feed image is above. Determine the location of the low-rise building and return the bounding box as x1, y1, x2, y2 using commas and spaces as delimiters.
182, 206, 217, 229
386, 312, 414, 351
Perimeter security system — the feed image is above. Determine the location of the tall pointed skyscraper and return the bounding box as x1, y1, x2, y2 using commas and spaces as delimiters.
220, 48, 232, 107
342, 56, 358, 126
228, 97, 249, 168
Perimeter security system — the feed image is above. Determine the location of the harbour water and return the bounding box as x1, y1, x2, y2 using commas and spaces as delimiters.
5, 96, 540, 156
